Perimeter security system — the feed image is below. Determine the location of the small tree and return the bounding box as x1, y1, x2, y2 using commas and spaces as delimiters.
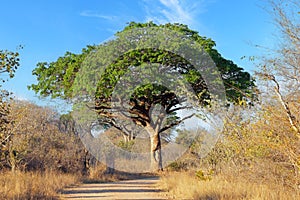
0, 48, 20, 169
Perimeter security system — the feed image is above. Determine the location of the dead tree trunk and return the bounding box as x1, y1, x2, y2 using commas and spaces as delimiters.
271, 76, 300, 136
258, 73, 300, 137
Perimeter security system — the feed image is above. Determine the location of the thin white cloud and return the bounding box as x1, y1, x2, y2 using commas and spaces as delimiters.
14, 94, 29, 101
80, 10, 118, 21
143, 0, 207, 27
159, 0, 192, 24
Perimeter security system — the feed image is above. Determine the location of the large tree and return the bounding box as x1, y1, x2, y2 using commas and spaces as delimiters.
29, 22, 255, 171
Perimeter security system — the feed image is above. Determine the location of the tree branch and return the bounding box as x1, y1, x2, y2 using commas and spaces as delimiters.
272, 79, 300, 135
158, 113, 195, 134
167, 106, 193, 114
258, 73, 300, 136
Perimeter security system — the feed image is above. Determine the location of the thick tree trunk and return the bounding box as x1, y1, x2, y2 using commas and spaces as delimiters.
105, 151, 115, 174
150, 134, 163, 172
82, 149, 90, 175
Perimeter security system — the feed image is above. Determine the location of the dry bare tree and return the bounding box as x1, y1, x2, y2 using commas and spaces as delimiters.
255, 0, 300, 186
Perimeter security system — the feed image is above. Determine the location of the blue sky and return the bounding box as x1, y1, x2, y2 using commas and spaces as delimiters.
1, 0, 276, 107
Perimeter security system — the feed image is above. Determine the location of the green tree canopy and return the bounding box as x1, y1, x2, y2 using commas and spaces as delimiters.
0, 49, 20, 85
29, 22, 255, 103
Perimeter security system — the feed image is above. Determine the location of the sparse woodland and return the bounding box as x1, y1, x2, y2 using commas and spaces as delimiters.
0, 0, 299, 199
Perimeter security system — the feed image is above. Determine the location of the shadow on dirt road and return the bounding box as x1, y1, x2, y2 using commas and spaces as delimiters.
60, 176, 167, 200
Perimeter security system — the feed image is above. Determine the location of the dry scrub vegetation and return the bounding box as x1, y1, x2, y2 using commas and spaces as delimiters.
159, 103, 300, 199
159, 1, 300, 199
1, 1, 299, 200
0, 171, 79, 199
160, 172, 299, 200
159, 90, 300, 199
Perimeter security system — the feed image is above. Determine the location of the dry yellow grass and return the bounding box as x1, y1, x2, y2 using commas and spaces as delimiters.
0, 170, 79, 200
85, 164, 120, 183
85, 164, 155, 183
159, 172, 300, 200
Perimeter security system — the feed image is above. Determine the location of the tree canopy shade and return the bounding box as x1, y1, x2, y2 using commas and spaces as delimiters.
29, 22, 256, 171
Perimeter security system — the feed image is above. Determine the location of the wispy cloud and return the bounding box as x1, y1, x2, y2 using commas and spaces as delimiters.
80, 10, 118, 21
159, 0, 193, 24
14, 94, 29, 101
143, 0, 208, 27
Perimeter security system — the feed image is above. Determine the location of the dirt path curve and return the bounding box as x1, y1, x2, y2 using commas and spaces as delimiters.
60, 177, 167, 200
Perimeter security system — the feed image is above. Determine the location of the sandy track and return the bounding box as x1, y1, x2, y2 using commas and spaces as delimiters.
60, 177, 167, 200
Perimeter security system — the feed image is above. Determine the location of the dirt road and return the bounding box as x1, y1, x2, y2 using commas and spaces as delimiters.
60, 177, 167, 200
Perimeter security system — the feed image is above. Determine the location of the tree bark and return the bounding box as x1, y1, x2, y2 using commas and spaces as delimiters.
150, 133, 163, 172
105, 150, 115, 174
82, 149, 90, 175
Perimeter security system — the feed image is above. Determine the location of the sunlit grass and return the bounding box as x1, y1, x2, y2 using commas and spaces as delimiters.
0, 170, 79, 200
159, 172, 300, 200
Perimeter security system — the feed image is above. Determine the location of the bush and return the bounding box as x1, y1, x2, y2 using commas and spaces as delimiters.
167, 161, 188, 171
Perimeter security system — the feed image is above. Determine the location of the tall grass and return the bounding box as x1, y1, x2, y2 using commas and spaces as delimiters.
159, 172, 300, 200
84, 164, 120, 183
0, 170, 79, 200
